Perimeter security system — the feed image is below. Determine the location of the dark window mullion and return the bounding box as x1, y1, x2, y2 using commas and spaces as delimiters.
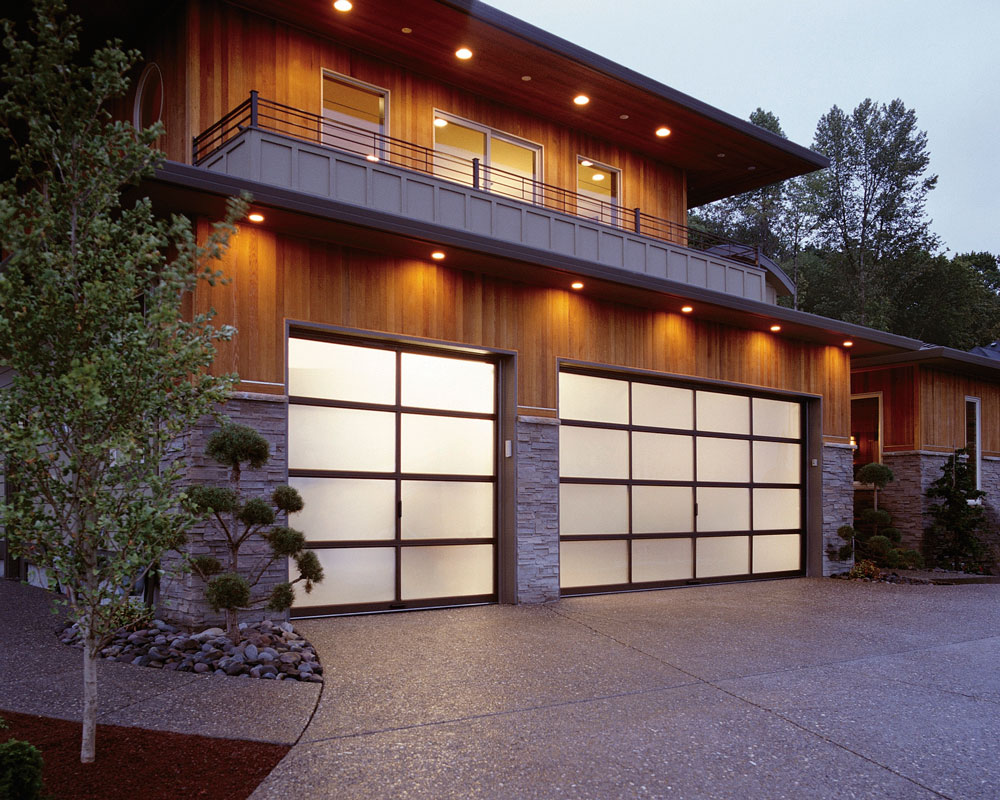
394, 349, 403, 604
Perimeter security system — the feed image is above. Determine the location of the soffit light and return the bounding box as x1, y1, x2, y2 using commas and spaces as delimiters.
619, 114, 629, 120
248, 212, 265, 223
571, 281, 584, 290
431, 251, 446, 260
333, 0, 352, 11
401, 27, 412, 33
521, 75, 532, 81
843, 340, 854, 348
770, 324, 781, 332
655, 127, 671, 137
681, 305, 693, 314
433, 117, 448, 127
579, 160, 593, 167
455, 47, 473, 60
573, 95, 590, 105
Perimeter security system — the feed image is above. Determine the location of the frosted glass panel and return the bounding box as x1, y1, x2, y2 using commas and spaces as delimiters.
288, 338, 395, 404
289, 478, 395, 541
632, 485, 694, 533
560, 426, 628, 479
631, 384, 693, 430
401, 480, 493, 539
401, 353, 494, 414
696, 536, 750, 577
292, 547, 395, 607
559, 484, 628, 535
401, 415, 494, 476
560, 540, 628, 588
753, 442, 801, 484
753, 397, 801, 439
632, 538, 693, 582
400, 544, 493, 600
696, 391, 750, 434
753, 533, 801, 573
289, 405, 395, 472
696, 437, 750, 483
632, 432, 693, 480
559, 372, 628, 424
696, 487, 749, 532
753, 488, 801, 530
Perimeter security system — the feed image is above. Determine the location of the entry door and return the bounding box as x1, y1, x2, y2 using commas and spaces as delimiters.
287, 335, 497, 615
558, 370, 805, 593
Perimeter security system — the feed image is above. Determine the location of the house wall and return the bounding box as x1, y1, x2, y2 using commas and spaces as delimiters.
139, 0, 687, 226
851, 366, 917, 452
918, 367, 1000, 456
194, 223, 852, 438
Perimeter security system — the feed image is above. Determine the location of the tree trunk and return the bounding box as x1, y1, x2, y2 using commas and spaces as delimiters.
226, 606, 240, 643
81, 634, 98, 763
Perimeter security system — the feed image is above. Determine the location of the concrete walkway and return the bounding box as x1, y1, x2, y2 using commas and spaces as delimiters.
5, 578, 1000, 798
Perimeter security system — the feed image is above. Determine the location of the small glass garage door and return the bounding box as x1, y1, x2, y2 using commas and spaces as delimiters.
559, 370, 804, 593
287, 335, 497, 615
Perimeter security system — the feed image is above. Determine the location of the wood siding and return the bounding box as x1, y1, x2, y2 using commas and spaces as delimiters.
195, 224, 851, 438
918, 367, 1000, 456
141, 0, 685, 225
851, 366, 917, 452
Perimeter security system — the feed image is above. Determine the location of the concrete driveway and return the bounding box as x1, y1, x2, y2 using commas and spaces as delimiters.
253, 578, 1000, 800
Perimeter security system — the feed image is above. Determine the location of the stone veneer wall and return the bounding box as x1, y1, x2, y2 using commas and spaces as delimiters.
157, 393, 289, 628
879, 451, 950, 551
822, 443, 855, 576
514, 415, 560, 604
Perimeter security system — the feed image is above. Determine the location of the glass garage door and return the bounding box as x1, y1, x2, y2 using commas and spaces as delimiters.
559, 370, 805, 593
287, 335, 497, 615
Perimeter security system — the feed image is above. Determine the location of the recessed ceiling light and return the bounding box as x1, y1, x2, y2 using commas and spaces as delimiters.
656, 127, 671, 137
681, 305, 693, 314
431, 251, 446, 260
401, 27, 412, 33
717, 153, 726, 158
843, 340, 854, 348
580, 160, 593, 167
573, 95, 590, 105
455, 47, 473, 60
366, 154, 379, 162
770, 324, 781, 332
592, 173, 604, 181
433, 117, 448, 127
747, 165, 757, 171
333, 0, 352, 10
247, 212, 265, 223
619, 114, 629, 120
521, 75, 532, 81
571, 281, 584, 290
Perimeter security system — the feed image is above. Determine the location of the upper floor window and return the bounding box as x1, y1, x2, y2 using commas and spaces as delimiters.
577, 157, 620, 225
322, 71, 388, 160
433, 113, 541, 202
966, 397, 981, 490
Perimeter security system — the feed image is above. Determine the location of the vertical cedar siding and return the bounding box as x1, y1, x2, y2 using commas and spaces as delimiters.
194, 224, 851, 439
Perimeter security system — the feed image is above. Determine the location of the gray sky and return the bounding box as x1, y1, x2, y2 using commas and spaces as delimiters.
488, 0, 1000, 256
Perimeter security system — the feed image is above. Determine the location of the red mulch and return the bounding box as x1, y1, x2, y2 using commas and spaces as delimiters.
0, 709, 290, 800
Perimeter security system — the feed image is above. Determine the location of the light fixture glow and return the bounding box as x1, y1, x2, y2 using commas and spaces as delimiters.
748, 165, 757, 171
366, 154, 379, 162
401, 27, 412, 33
333, 0, 352, 10
573, 95, 590, 105
770, 324, 781, 332
247, 212, 265, 223
521, 75, 532, 81
571, 281, 584, 290
681, 305, 693, 314
592, 173, 605, 181
579, 160, 593, 167
431, 251, 446, 260
717, 153, 726, 158
455, 47, 473, 60
843, 340, 854, 348
433, 117, 448, 127
656, 127, 671, 137
619, 114, 630, 120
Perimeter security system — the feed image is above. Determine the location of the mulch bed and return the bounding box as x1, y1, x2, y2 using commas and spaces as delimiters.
0, 709, 289, 800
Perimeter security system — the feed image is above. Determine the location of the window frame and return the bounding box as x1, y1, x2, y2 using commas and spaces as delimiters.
850, 391, 883, 482
319, 69, 391, 158
965, 396, 981, 491
576, 155, 622, 226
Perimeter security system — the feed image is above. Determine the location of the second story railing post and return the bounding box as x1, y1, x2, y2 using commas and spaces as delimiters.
472, 158, 480, 190
634, 207, 641, 235
249, 90, 259, 129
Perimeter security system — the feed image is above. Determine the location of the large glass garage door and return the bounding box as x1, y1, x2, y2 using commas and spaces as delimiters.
287, 334, 497, 615
559, 370, 805, 593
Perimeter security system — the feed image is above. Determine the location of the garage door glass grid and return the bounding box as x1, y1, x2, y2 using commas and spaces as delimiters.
558, 370, 805, 593
287, 335, 498, 615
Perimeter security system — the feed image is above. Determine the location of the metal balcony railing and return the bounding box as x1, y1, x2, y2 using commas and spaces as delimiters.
192, 92, 762, 267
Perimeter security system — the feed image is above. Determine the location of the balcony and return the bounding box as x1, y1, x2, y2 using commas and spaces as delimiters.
192, 93, 790, 304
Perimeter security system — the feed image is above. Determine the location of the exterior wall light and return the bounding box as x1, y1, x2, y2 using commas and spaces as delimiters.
843, 340, 854, 348
573, 95, 590, 105
655, 127, 671, 137
770, 324, 781, 332
571, 281, 584, 290
681, 305, 693, 314
333, 0, 352, 10
431, 251, 446, 260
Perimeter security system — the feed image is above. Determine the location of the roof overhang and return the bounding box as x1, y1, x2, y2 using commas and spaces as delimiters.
852, 348, 1000, 382
141, 161, 918, 361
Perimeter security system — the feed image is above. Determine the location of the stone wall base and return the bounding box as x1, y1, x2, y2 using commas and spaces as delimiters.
514, 415, 560, 604
822, 443, 855, 575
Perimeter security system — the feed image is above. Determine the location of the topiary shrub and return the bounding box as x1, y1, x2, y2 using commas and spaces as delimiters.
0, 718, 45, 800
924, 449, 993, 573
188, 423, 324, 642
